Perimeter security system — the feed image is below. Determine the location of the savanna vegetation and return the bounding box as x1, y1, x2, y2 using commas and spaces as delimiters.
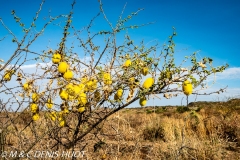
0, 0, 234, 159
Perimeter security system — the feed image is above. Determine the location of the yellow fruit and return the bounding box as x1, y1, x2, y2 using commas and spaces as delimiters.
78, 107, 85, 113
78, 92, 87, 105
63, 108, 69, 114
142, 77, 154, 89
50, 112, 56, 121
139, 97, 147, 106
129, 77, 135, 83
23, 83, 29, 91
3, 73, 11, 81
182, 80, 193, 96
63, 70, 73, 80
78, 83, 85, 91
66, 83, 75, 96
32, 113, 40, 121
30, 103, 38, 113
46, 99, 53, 109
103, 72, 112, 85
3, 70, 14, 81
116, 89, 123, 97
68, 95, 74, 101
85, 79, 98, 92
114, 89, 123, 100
59, 89, 69, 100
141, 67, 148, 76
94, 90, 101, 101
52, 53, 61, 64
73, 85, 82, 95
124, 59, 131, 67
129, 77, 135, 88
91, 79, 98, 90
59, 120, 66, 127
58, 113, 64, 121
58, 62, 68, 73
85, 80, 92, 92
32, 93, 39, 102
81, 76, 88, 84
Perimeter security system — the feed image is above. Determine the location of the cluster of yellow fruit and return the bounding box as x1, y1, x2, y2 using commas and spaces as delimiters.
123, 59, 153, 106
52, 51, 74, 81
3, 70, 15, 81
30, 92, 40, 121
48, 111, 66, 127
103, 72, 112, 85
123, 59, 149, 76
182, 80, 193, 96
52, 51, 89, 114
139, 77, 154, 106
46, 110, 68, 127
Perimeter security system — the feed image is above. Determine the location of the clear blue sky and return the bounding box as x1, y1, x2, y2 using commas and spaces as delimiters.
0, 0, 240, 106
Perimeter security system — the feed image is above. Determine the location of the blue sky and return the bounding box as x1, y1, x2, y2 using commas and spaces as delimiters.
0, 0, 240, 107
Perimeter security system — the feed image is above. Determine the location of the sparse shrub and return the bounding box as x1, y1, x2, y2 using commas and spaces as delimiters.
176, 106, 190, 113
195, 106, 203, 112
142, 125, 165, 141
146, 109, 153, 114
155, 107, 165, 114
0, 0, 230, 157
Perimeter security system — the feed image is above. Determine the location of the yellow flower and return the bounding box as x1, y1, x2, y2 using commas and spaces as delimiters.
85, 79, 98, 92
52, 52, 61, 64
103, 72, 112, 85
182, 80, 193, 96
46, 99, 53, 109
58, 62, 68, 73
114, 89, 123, 100
78, 107, 85, 113
124, 59, 131, 67
32, 93, 39, 102
63, 70, 74, 80
139, 97, 147, 106
49, 112, 57, 121
59, 89, 69, 100
78, 92, 87, 106
78, 83, 85, 91
66, 83, 75, 96
142, 77, 154, 89
3, 73, 11, 81
30, 103, 38, 113
91, 79, 98, 90
63, 108, 69, 114
59, 120, 66, 127
141, 67, 148, 76
85, 80, 92, 92
73, 85, 82, 95
58, 112, 64, 121
23, 83, 29, 91
3, 70, 14, 81
32, 113, 40, 121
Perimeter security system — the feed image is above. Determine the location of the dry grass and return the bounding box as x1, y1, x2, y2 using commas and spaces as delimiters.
1, 98, 240, 159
